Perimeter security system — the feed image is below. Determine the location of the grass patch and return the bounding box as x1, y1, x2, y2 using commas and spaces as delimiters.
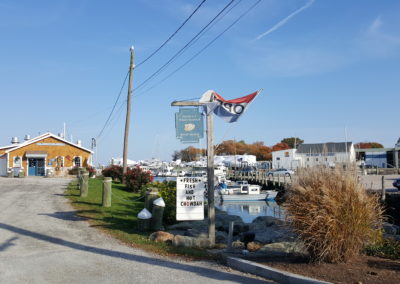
65, 178, 212, 259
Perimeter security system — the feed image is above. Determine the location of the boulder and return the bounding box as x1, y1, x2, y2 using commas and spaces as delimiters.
260, 241, 308, 256
172, 235, 212, 248
240, 232, 255, 244
216, 231, 228, 244
167, 220, 207, 231
250, 216, 284, 231
149, 231, 174, 243
216, 213, 244, 231
383, 222, 399, 235
232, 240, 245, 249
247, 242, 263, 252
184, 228, 208, 238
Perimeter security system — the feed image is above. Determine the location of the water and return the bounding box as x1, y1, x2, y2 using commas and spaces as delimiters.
215, 201, 284, 223
153, 176, 177, 182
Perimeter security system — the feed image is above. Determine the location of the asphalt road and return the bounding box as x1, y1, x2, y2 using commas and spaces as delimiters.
0, 177, 271, 284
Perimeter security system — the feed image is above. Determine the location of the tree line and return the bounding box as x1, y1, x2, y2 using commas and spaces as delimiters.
173, 137, 384, 162
172, 137, 303, 161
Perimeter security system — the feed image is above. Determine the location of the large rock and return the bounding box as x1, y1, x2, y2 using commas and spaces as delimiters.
184, 228, 208, 238
383, 222, 399, 235
253, 225, 296, 243
172, 235, 212, 248
232, 240, 245, 249
149, 231, 174, 243
247, 242, 263, 252
260, 241, 308, 256
240, 232, 255, 244
167, 220, 207, 231
250, 216, 284, 231
216, 213, 244, 232
216, 231, 228, 244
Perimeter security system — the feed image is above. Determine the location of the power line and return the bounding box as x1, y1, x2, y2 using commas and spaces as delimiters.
136, 0, 208, 68
95, 1, 208, 140
97, 99, 127, 143
132, 0, 236, 93
96, 71, 129, 139
139, 0, 262, 96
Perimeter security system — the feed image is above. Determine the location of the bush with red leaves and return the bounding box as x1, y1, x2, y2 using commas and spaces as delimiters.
125, 166, 153, 192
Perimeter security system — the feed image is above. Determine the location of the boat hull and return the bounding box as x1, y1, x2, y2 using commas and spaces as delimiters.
218, 193, 268, 202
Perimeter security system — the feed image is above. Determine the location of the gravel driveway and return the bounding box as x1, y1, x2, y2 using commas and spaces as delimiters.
0, 177, 271, 284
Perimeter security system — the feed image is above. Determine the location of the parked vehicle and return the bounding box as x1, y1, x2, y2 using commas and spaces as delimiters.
267, 168, 294, 177
393, 178, 400, 190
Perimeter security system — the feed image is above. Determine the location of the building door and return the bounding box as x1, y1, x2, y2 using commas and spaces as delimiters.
28, 158, 45, 176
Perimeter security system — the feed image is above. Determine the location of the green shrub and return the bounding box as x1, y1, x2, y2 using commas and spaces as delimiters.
284, 167, 383, 263
365, 238, 400, 259
102, 165, 123, 182
149, 181, 177, 225
125, 167, 153, 193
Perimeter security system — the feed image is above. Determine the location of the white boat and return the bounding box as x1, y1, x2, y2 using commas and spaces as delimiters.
216, 180, 279, 202
217, 183, 266, 202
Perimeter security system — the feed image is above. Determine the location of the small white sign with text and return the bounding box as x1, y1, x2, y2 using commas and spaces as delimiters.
176, 177, 205, 221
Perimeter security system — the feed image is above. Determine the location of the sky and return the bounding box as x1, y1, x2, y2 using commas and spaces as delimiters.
1, 0, 399, 165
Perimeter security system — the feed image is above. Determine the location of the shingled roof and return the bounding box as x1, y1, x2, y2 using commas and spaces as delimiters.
296, 142, 353, 154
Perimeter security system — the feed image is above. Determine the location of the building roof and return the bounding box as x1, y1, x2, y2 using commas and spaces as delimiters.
4, 132, 93, 154
296, 142, 353, 154
355, 148, 397, 153
0, 145, 17, 150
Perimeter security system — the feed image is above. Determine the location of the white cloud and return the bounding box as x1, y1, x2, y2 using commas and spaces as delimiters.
256, 0, 315, 40
357, 16, 400, 57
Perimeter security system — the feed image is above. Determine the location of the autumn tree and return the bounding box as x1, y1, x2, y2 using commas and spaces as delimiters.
271, 142, 290, 152
281, 137, 304, 149
178, 146, 206, 162
355, 142, 384, 149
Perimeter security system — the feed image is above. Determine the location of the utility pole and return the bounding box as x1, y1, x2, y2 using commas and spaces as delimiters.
171, 99, 216, 246
122, 46, 135, 184
206, 107, 215, 245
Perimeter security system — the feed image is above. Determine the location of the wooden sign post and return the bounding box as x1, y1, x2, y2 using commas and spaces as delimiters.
171, 100, 215, 245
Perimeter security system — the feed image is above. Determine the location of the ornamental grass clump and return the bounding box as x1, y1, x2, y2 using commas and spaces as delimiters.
284, 167, 383, 263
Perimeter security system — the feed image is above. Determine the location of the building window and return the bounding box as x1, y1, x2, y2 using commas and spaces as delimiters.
316, 158, 319, 162
13, 156, 22, 167
307, 158, 309, 161
325, 158, 328, 162
276, 157, 280, 161
74, 157, 81, 167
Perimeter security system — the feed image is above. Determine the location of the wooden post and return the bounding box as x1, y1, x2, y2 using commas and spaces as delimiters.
206, 110, 215, 246
122, 46, 135, 184
102, 177, 112, 207
381, 175, 386, 202
80, 172, 89, 197
171, 100, 215, 246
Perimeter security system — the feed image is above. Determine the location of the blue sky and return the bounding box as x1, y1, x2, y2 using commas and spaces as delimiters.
1, 0, 399, 164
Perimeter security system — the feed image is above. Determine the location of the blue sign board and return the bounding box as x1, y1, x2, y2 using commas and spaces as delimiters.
175, 108, 204, 143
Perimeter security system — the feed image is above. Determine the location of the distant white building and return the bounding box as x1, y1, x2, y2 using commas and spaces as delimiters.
272, 142, 356, 169
272, 149, 299, 169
